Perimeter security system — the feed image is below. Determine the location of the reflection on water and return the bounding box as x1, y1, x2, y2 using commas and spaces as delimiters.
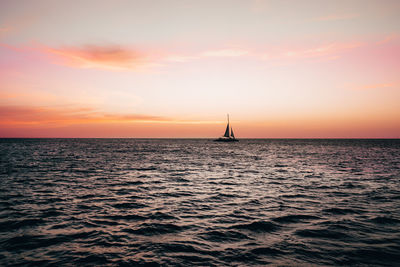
0, 139, 400, 266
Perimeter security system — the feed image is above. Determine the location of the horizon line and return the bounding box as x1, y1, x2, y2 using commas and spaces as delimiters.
0, 137, 399, 140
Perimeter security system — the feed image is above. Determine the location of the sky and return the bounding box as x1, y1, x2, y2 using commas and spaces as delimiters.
0, 0, 399, 138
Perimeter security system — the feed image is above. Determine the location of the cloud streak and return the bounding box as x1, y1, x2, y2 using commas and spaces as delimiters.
283, 42, 362, 59
43, 45, 252, 70
353, 83, 396, 90
0, 105, 167, 126
4, 38, 388, 72
313, 13, 359, 21
43, 45, 155, 71
164, 48, 249, 63
201, 48, 249, 57
260, 41, 363, 62
0, 105, 222, 128
376, 34, 399, 45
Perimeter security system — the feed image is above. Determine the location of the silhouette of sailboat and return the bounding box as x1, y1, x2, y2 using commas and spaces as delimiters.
214, 114, 238, 142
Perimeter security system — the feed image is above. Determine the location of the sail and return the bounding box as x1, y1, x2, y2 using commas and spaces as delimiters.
215, 114, 238, 142
223, 123, 230, 137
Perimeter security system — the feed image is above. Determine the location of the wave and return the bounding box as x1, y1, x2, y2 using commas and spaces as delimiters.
295, 228, 350, 239
273, 214, 320, 223
250, 247, 283, 256
323, 207, 363, 215
2, 230, 101, 251
230, 221, 279, 232
371, 216, 400, 224
199, 229, 251, 242
1, 138, 400, 266
0, 218, 45, 232
112, 202, 147, 209
103, 214, 146, 221
123, 223, 185, 236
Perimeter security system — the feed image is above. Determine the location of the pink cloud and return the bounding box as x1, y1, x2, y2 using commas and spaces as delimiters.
3, 37, 396, 73
313, 13, 359, 21
0, 104, 220, 130
164, 48, 249, 63
43, 45, 251, 68
283, 42, 363, 59
345, 37, 400, 73
201, 48, 249, 57
259, 41, 364, 63
42, 45, 159, 71
352, 83, 396, 90
164, 54, 199, 63
376, 34, 399, 45
0, 105, 168, 126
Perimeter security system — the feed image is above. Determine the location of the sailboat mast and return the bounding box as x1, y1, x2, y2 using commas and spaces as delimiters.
223, 114, 230, 137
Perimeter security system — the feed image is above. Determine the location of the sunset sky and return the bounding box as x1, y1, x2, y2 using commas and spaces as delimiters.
1, 0, 399, 138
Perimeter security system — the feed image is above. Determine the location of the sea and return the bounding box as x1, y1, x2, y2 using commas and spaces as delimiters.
0, 138, 399, 266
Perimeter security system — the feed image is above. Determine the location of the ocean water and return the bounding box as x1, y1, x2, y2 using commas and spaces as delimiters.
0, 138, 399, 266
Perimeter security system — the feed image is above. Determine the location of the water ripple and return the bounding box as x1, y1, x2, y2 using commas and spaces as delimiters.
0, 138, 399, 266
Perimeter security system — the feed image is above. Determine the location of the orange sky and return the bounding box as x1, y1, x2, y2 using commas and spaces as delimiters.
0, 0, 399, 138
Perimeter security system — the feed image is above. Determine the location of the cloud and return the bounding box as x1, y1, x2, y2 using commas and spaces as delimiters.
283, 42, 362, 59
42, 45, 156, 71
3, 40, 366, 71
0, 104, 220, 128
0, 90, 60, 104
0, 26, 11, 37
164, 48, 249, 63
353, 83, 396, 90
376, 34, 399, 45
0, 105, 168, 126
201, 48, 249, 57
260, 42, 363, 62
41, 45, 251, 70
164, 54, 199, 63
313, 13, 359, 21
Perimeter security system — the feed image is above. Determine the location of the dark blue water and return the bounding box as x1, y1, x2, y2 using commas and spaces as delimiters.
0, 139, 400, 266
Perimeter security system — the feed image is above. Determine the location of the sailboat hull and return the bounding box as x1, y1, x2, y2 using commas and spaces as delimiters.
213, 138, 239, 142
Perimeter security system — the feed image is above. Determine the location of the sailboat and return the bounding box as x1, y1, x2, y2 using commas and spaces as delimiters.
214, 114, 239, 142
